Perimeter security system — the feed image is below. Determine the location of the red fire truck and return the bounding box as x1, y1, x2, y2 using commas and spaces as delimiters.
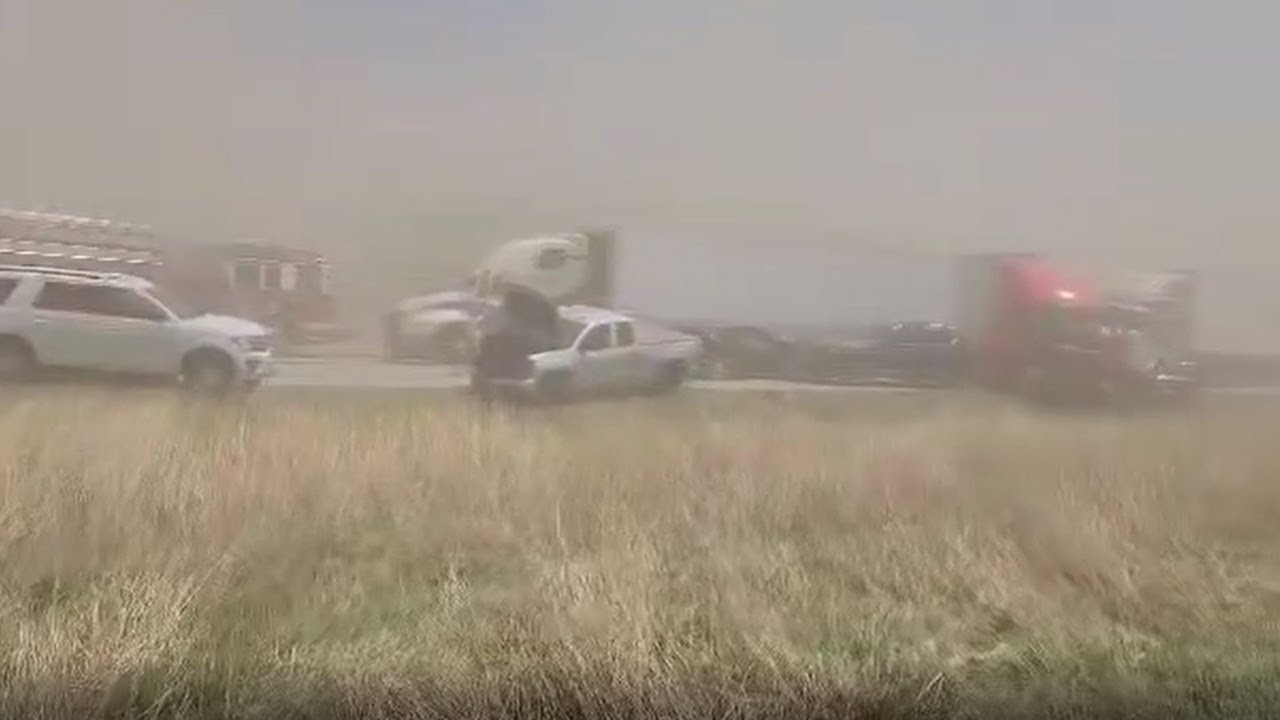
198, 241, 348, 345
0, 209, 348, 346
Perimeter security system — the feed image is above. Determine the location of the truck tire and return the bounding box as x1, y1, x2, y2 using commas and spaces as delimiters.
0, 337, 35, 383
536, 371, 572, 404
469, 371, 495, 402
652, 361, 687, 395
383, 313, 405, 361
436, 324, 477, 365
1016, 364, 1049, 405
694, 356, 728, 380
181, 349, 237, 396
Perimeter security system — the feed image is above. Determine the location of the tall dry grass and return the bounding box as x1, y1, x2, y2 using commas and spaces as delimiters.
1, 387, 1279, 718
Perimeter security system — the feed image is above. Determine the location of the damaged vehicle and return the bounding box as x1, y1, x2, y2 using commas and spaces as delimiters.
1096, 278, 1203, 408
470, 288, 702, 404
382, 290, 488, 363
679, 323, 798, 380
790, 321, 965, 387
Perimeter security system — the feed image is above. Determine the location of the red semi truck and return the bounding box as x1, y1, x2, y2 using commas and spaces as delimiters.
955, 253, 1200, 407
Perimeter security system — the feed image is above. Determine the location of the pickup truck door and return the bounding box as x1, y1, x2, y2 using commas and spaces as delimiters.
574, 322, 629, 392
610, 321, 647, 389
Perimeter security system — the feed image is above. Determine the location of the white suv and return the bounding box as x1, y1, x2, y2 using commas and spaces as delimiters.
0, 265, 274, 393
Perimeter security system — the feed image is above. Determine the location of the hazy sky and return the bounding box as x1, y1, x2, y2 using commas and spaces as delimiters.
1, 1, 1278, 348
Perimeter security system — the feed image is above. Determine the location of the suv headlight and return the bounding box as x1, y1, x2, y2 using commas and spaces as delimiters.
234, 336, 272, 353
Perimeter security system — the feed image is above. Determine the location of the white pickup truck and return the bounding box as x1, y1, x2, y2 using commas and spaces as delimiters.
471, 304, 703, 402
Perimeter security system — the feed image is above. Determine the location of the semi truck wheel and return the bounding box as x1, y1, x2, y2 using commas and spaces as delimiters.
1017, 364, 1054, 406
469, 371, 495, 403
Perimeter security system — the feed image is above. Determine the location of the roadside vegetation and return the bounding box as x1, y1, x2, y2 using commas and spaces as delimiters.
1, 388, 1279, 718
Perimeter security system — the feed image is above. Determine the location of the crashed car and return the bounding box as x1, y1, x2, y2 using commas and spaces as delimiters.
790, 321, 965, 387
1097, 313, 1204, 408
678, 323, 798, 380
383, 291, 489, 363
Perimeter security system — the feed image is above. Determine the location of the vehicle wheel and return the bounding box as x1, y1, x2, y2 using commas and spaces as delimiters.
181, 350, 237, 396
469, 371, 495, 401
1017, 364, 1051, 405
536, 371, 572, 404
699, 357, 728, 380
437, 325, 477, 364
384, 337, 403, 362
0, 337, 35, 383
653, 362, 687, 394
383, 314, 406, 362
1174, 383, 1202, 410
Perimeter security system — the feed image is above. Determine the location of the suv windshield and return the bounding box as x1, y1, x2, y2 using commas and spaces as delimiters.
145, 286, 201, 320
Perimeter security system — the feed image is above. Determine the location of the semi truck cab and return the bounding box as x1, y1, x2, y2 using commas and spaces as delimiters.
957, 254, 1202, 407
957, 254, 1112, 403
470, 230, 617, 308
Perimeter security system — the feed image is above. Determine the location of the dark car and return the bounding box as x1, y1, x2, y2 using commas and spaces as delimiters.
679, 324, 798, 380
872, 321, 965, 386
791, 321, 965, 387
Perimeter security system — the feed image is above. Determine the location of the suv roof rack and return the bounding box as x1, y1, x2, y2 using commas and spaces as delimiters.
0, 208, 156, 236
0, 264, 144, 283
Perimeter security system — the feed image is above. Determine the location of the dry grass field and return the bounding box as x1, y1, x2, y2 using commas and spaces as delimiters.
1, 387, 1279, 718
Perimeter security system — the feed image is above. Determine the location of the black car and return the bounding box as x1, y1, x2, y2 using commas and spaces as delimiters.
791, 321, 965, 387
680, 324, 798, 380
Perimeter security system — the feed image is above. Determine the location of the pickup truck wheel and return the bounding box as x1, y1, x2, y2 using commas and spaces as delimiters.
181, 350, 236, 396
383, 325, 404, 361
0, 338, 35, 383
695, 356, 728, 380
653, 362, 687, 394
469, 372, 495, 400
536, 371, 572, 404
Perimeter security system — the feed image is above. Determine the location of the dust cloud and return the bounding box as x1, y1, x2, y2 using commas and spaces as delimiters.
1, 0, 1278, 351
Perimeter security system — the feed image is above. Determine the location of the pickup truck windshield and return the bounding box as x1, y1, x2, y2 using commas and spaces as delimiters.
578, 324, 612, 351
558, 319, 586, 346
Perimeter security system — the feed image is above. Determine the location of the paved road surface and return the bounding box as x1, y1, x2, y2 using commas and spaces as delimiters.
271, 359, 471, 390
266, 358, 1280, 396
267, 358, 918, 393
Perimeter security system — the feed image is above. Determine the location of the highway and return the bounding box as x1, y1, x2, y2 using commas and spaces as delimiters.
266, 357, 917, 394
265, 357, 1280, 397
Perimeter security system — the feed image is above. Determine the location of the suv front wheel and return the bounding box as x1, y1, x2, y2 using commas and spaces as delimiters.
0, 337, 34, 383
181, 350, 237, 395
